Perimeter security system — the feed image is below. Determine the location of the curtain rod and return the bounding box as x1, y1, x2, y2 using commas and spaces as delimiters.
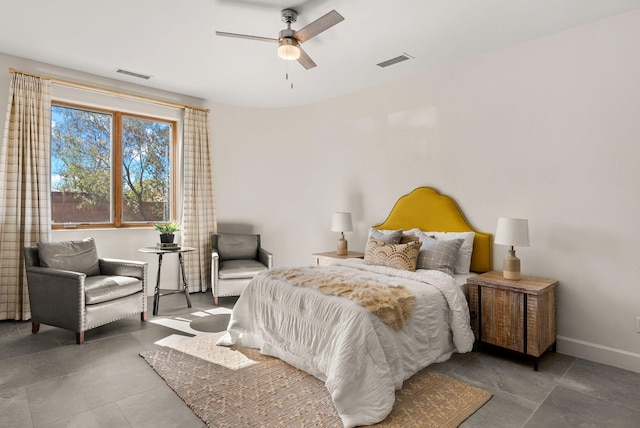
8, 67, 210, 113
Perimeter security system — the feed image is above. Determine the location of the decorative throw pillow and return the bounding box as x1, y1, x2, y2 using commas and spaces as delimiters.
419, 231, 475, 274
364, 237, 421, 272
416, 237, 464, 276
37, 238, 100, 276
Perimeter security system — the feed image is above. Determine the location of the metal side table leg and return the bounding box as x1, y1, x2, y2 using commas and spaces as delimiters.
178, 252, 192, 308
153, 253, 163, 316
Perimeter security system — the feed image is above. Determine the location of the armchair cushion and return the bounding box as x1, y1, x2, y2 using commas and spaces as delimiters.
84, 275, 144, 305
38, 238, 100, 276
217, 233, 259, 261
218, 259, 268, 280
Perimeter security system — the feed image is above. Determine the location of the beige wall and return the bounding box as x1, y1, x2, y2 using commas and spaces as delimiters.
210, 9, 640, 372
0, 9, 638, 372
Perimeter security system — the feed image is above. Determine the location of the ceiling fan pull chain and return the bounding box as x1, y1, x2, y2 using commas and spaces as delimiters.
285, 61, 294, 89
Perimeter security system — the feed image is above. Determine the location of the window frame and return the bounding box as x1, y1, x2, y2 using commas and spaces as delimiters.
51, 100, 178, 230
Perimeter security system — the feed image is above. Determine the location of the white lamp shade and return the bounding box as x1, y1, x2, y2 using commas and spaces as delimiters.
495, 217, 530, 247
331, 212, 353, 232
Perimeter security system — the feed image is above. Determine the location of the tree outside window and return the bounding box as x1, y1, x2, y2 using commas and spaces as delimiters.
51, 103, 176, 227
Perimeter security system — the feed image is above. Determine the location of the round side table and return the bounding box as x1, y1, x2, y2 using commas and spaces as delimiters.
138, 246, 195, 316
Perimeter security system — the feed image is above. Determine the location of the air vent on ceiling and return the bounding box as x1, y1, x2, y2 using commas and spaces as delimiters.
115, 68, 152, 80
376, 53, 414, 68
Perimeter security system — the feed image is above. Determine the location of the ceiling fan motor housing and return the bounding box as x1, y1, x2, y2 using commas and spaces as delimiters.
279, 36, 299, 48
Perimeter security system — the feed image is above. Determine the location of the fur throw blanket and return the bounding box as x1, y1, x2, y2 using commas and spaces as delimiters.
269, 266, 415, 329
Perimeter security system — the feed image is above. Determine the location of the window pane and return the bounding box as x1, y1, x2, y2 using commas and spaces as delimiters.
121, 116, 171, 223
51, 105, 112, 224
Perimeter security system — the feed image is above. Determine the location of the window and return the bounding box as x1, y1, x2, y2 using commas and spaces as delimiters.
51, 102, 176, 228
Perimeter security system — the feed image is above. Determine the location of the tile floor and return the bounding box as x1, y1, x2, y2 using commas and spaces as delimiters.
1, 292, 639, 427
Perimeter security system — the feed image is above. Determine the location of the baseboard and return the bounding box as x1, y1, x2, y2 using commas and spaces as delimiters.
557, 336, 640, 374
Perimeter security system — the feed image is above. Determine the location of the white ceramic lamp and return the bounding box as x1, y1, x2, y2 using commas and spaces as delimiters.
494, 217, 530, 280
331, 212, 353, 256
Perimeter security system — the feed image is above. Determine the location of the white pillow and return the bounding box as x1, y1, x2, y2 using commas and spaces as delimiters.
367, 228, 403, 244
400, 228, 421, 243
415, 231, 475, 275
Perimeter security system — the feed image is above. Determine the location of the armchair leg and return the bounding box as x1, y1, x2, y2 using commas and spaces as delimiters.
141, 311, 147, 322
214, 296, 219, 305
76, 332, 84, 345
32, 322, 40, 334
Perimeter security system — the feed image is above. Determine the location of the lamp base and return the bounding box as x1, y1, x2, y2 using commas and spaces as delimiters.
503, 248, 521, 280
337, 237, 348, 256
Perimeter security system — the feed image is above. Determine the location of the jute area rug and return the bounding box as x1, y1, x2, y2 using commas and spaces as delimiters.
141, 333, 491, 428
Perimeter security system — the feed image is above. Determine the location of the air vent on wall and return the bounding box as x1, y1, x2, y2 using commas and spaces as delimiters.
115, 68, 152, 80
376, 53, 414, 68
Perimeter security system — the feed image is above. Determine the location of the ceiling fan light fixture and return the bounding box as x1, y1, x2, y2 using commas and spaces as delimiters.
278, 37, 301, 60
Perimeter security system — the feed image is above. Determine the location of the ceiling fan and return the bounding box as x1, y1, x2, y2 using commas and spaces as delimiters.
216, 8, 344, 70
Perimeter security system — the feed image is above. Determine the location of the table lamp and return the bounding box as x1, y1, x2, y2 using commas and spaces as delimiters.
494, 217, 530, 280
331, 212, 353, 256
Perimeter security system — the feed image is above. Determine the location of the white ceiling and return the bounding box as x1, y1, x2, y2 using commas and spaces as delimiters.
2, 0, 640, 108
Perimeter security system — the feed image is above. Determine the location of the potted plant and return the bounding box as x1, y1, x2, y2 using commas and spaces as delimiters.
154, 221, 181, 244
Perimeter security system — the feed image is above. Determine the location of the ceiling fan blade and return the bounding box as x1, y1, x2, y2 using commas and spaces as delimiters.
297, 46, 317, 70
294, 10, 344, 43
215, 31, 278, 43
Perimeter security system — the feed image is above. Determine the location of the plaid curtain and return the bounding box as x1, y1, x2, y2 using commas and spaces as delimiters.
181, 108, 216, 292
0, 72, 52, 320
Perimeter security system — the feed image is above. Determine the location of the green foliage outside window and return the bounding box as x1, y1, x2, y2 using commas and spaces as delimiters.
51, 104, 174, 226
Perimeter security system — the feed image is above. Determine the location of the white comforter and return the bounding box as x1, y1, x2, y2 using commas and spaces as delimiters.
217, 259, 475, 427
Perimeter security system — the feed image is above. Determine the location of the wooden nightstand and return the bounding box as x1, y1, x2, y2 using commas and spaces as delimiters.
312, 251, 365, 266
467, 271, 558, 371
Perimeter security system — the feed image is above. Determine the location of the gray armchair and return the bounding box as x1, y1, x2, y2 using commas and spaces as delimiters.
211, 233, 273, 305
24, 238, 147, 344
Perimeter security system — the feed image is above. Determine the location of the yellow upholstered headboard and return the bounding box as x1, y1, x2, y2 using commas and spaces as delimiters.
374, 187, 492, 273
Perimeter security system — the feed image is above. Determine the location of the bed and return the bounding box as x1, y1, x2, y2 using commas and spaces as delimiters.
217, 187, 492, 427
